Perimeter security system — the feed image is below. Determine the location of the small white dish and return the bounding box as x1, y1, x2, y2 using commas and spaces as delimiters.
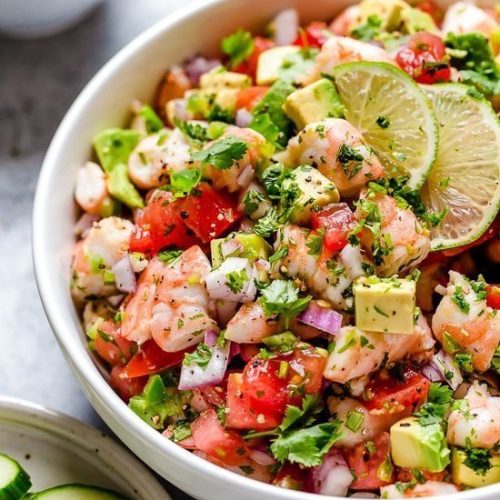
0, 396, 170, 500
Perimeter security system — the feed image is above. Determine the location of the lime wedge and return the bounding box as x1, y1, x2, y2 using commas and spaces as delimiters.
420, 84, 500, 250
332, 62, 438, 189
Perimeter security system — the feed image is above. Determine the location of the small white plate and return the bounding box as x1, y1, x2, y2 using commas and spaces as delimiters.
0, 396, 170, 499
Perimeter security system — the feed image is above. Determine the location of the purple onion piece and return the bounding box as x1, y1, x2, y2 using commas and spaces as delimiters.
111, 255, 137, 294
297, 301, 342, 335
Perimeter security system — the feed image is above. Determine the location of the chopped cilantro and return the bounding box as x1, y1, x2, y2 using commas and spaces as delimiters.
376, 115, 390, 129
172, 420, 192, 442
262, 163, 291, 199
306, 229, 325, 256
225, 269, 248, 294
351, 15, 382, 42
175, 119, 210, 146
183, 343, 212, 370
451, 285, 470, 314
192, 136, 248, 170
269, 246, 288, 265
253, 206, 282, 238
239, 465, 255, 475
158, 249, 183, 265
414, 383, 453, 426
242, 189, 265, 216
221, 29, 254, 69
455, 353, 473, 374
337, 143, 364, 180
464, 447, 493, 476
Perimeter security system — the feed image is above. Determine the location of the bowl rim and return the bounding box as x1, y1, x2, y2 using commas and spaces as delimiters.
32, 0, 500, 499
0, 396, 170, 499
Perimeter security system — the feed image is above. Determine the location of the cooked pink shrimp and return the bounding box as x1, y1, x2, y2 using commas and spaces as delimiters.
328, 396, 408, 448
279, 119, 385, 198
225, 302, 279, 343
121, 246, 218, 351
203, 127, 268, 192
71, 217, 134, 301
330, 5, 361, 36
323, 315, 435, 383
432, 271, 500, 372
356, 191, 431, 277
380, 481, 460, 498
442, 2, 498, 38
302, 36, 393, 85
447, 382, 500, 449
75, 161, 110, 216
277, 224, 368, 310
128, 128, 191, 189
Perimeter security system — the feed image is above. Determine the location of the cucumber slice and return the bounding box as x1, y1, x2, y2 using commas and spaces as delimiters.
29, 484, 128, 500
0, 453, 31, 500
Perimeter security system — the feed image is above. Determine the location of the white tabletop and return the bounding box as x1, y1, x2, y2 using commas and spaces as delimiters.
0, 1, 194, 497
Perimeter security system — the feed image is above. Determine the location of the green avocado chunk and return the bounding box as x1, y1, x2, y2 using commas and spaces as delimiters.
210, 232, 271, 267
451, 448, 500, 487
93, 128, 140, 172
283, 78, 345, 129
106, 163, 144, 209
390, 417, 450, 472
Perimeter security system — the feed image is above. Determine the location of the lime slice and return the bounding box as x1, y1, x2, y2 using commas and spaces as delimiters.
332, 62, 438, 189
420, 84, 500, 251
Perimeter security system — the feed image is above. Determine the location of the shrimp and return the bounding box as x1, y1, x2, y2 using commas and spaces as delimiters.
328, 396, 408, 448
75, 161, 110, 216
121, 246, 218, 351
447, 382, 500, 449
330, 5, 361, 36
202, 127, 268, 192
128, 128, 191, 189
442, 2, 498, 38
225, 302, 279, 343
278, 119, 385, 198
356, 191, 431, 277
277, 224, 368, 310
380, 481, 460, 498
323, 315, 435, 383
156, 65, 192, 123
302, 36, 393, 85
71, 217, 134, 301
432, 271, 500, 372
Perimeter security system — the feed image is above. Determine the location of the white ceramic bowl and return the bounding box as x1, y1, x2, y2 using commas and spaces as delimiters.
33, 1, 500, 499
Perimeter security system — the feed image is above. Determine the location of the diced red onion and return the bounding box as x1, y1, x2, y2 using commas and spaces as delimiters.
236, 164, 255, 188
112, 255, 137, 293
235, 108, 253, 128
178, 340, 230, 390
74, 213, 98, 237
422, 350, 463, 390
229, 342, 241, 360
220, 239, 243, 260
308, 450, 353, 496
204, 329, 218, 347
190, 389, 211, 412
249, 449, 276, 466
272, 8, 299, 46
239, 218, 254, 232
107, 294, 125, 307
184, 56, 222, 85
216, 300, 239, 326
169, 98, 190, 122
297, 301, 343, 336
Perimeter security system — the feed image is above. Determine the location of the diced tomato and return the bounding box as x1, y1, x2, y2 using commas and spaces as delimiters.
240, 344, 260, 362
94, 320, 136, 367
486, 285, 500, 309
191, 409, 250, 466
293, 22, 329, 48
288, 347, 327, 394
226, 373, 281, 430
179, 183, 242, 243
236, 86, 269, 110
311, 203, 357, 253
396, 32, 451, 84
416, 0, 444, 24
121, 339, 188, 378
273, 463, 308, 490
200, 385, 226, 408
242, 357, 289, 415
233, 37, 274, 80
129, 190, 199, 255
109, 365, 147, 401
442, 217, 500, 258
364, 367, 430, 412
344, 433, 394, 490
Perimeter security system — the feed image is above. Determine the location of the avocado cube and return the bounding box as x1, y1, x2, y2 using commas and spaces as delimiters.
354, 276, 416, 334
211, 233, 271, 267
200, 69, 252, 91
282, 166, 340, 224
451, 448, 500, 487
390, 417, 450, 473
93, 128, 140, 173
256, 46, 301, 85
106, 163, 144, 209
359, 0, 408, 31
283, 79, 345, 129
186, 88, 239, 118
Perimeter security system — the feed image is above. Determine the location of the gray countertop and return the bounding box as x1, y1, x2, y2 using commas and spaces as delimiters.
0, 1, 194, 498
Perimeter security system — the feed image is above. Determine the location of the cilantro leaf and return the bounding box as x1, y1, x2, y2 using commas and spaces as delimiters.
168, 168, 202, 197
306, 229, 325, 256
221, 29, 255, 69
260, 280, 312, 325
279, 395, 322, 433
192, 136, 248, 170
464, 447, 493, 476
183, 343, 212, 370
253, 207, 282, 238
351, 15, 382, 42
414, 383, 453, 426
158, 249, 183, 265
175, 119, 210, 146
226, 269, 248, 294
261, 163, 291, 200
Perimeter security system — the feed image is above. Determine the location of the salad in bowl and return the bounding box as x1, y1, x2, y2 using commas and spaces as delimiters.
70, 0, 500, 497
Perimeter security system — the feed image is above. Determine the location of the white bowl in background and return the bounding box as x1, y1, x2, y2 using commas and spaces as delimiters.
33, 0, 499, 499
0, 397, 169, 499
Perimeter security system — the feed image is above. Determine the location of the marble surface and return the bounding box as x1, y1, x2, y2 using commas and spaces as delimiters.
0, 1, 195, 498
